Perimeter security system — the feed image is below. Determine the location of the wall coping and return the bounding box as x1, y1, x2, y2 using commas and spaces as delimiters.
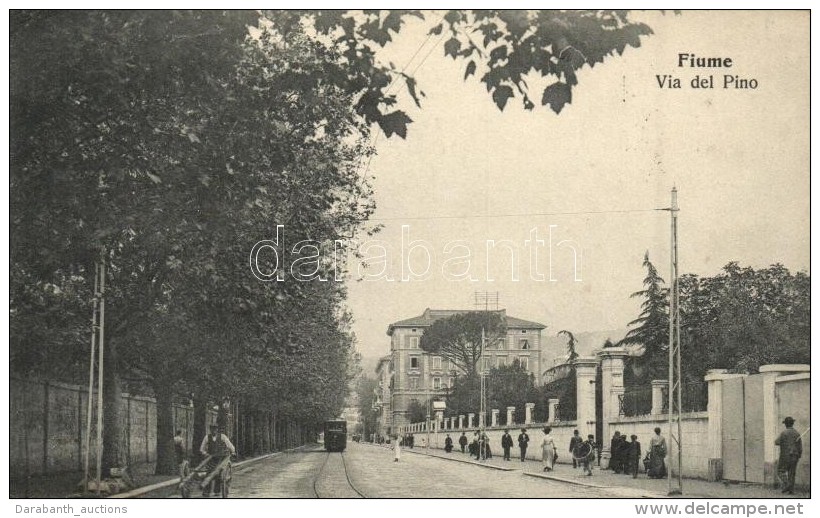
574, 356, 598, 369
758, 364, 809, 374
609, 411, 708, 425
704, 372, 748, 382
775, 373, 810, 383
410, 421, 578, 431
597, 347, 629, 360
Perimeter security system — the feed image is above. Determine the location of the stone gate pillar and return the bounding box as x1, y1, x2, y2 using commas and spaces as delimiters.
506, 406, 516, 426
704, 369, 746, 481
651, 380, 668, 415
574, 357, 599, 438
468, 413, 475, 428
491, 409, 499, 427
525, 403, 535, 424
458, 414, 465, 429
478, 411, 486, 428
598, 347, 628, 465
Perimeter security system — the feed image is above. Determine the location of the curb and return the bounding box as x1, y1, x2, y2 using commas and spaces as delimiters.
403, 449, 516, 471
523, 471, 668, 498
108, 445, 311, 499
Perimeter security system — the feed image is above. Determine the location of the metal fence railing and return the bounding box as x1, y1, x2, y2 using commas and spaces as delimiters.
618, 381, 708, 417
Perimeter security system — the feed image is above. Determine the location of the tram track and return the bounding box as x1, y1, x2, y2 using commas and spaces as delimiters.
312, 450, 366, 498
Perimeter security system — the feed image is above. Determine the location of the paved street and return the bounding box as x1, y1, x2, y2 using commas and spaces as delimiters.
127, 440, 810, 499
151, 442, 633, 498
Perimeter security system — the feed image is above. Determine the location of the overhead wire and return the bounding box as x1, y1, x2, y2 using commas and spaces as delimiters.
365, 208, 664, 222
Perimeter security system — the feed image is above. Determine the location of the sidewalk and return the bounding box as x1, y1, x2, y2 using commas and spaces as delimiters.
402, 446, 810, 499
10, 446, 310, 499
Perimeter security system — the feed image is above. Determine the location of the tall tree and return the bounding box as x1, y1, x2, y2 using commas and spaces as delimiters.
558, 330, 579, 362
619, 252, 669, 384
679, 263, 810, 378
10, 11, 375, 476
487, 361, 540, 424
419, 312, 506, 377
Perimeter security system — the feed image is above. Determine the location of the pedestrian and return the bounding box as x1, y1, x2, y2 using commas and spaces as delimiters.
518, 428, 530, 462
409, 433, 415, 449
479, 431, 492, 460
173, 429, 187, 479
501, 429, 513, 461
198, 425, 235, 497
647, 427, 667, 479
616, 433, 629, 474
473, 432, 481, 460
609, 431, 622, 472
420, 436, 426, 448
459, 432, 468, 453
445, 434, 453, 453
568, 429, 582, 468
393, 434, 401, 462
579, 434, 595, 476
626, 434, 642, 478
775, 417, 803, 494
541, 427, 557, 472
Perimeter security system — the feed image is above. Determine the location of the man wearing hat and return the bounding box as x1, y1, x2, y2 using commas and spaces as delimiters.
775, 417, 802, 494
198, 425, 236, 497
501, 429, 513, 461
578, 434, 596, 476
518, 428, 530, 462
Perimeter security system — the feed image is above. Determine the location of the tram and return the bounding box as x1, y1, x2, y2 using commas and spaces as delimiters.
323, 419, 347, 452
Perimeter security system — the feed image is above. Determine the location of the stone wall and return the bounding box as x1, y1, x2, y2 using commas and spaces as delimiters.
406, 421, 581, 464
10, 377, 210, 477
606, 412, 710, 478
774, 373, 810, 489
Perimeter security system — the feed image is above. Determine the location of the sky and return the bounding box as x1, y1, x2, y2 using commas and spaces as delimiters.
342, 11, 810, 368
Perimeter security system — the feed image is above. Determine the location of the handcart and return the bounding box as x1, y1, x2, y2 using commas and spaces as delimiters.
178, 454, 232, 498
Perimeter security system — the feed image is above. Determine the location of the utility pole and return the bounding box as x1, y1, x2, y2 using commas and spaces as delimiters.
83, 260, 100, 494
474, 291, 498, 461
83, 248, 106, 495
666, 188, 683, 496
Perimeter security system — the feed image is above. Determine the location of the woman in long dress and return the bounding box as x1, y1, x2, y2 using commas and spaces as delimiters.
648, 427, 667, 478
541, 427, 557, 472
393, 435, 401, 462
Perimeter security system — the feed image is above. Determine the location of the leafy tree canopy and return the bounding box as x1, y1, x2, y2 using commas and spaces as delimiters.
419, 311, 506, 377
620, 254, 810, 386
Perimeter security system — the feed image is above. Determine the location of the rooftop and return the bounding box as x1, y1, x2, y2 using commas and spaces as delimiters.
387, 308, 546, 335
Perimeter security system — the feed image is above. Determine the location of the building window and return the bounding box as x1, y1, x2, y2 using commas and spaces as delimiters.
521, 329, 527, 333
497, 337, 506, 349
519, 338, 530, 350
433, 377, 441, 390
518, 356, 529, 371
410, 357, 419, 369
409, 336, 420, 349
409, 377, 419, 389
432, 356, 442, 370
497, 356, 506, 368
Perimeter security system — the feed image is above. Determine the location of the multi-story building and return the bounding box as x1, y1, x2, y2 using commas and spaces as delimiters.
374, 355, 392, 438
383, 308, 546, 430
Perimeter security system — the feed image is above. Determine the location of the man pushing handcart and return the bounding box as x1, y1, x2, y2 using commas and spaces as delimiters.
179, 425, 236, 498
